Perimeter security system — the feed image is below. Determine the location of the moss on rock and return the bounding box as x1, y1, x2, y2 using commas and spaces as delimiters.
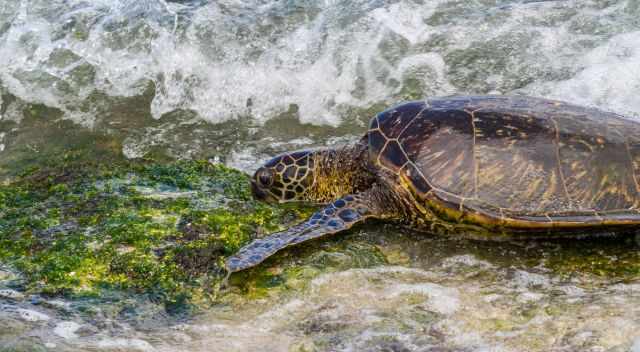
0, 157, 317, 308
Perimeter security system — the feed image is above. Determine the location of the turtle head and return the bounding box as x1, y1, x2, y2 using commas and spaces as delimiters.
251, 151, 316, 203
252, 143, 373, 204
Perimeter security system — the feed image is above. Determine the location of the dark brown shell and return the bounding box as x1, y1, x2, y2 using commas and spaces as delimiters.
368, 95, 640, 229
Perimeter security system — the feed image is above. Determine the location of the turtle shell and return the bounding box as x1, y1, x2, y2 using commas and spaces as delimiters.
368, 95, 640, 231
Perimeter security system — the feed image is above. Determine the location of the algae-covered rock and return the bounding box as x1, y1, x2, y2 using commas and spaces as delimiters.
0, 156, 316, 307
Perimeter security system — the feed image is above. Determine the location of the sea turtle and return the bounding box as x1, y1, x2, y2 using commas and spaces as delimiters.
226, 95, 640, 273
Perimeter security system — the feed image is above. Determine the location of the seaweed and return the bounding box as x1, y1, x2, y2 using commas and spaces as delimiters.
0, 157, 317, 309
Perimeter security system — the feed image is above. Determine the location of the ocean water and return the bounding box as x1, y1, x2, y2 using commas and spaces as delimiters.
1, 0, 640, 351
1, 0, 640, 173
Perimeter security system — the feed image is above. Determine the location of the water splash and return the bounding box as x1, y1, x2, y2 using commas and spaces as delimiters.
150, 260, 639, 352
1, 0, 638, 131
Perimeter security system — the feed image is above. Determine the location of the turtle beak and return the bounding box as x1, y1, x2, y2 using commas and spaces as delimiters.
250, 180, 266, 200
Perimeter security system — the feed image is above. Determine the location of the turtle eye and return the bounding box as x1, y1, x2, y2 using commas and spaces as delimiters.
257, 169, 274, 187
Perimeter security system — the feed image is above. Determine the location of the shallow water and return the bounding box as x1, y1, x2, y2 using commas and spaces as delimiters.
2, 230, 640, 351
158, 232, 640, 352
1, 0, 640, 351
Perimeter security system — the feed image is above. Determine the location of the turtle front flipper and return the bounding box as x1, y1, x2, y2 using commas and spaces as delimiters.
225, 192, 382, 273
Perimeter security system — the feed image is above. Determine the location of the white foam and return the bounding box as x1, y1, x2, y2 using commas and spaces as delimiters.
17, 308, 50, 322
0, 3, 421, 128
610, 283, 640, 293
132, 186, 195, 199
0, 289, 23, 300
122, 140, 148, 159
440, 254, 494, 269
387, 283, 460, 315
45, 299, 72, 310
96, 338, 155, 352
165, 320, 297, 352
556, 285, 586, 297
53, 321, 81, 339
632, 336, 640, 352
68, 260, 637, 352
526, 31, 640, 118
310, 265, 434, 287
225, 147, 266, 174
517, 292, 543, 303
370, 1, 438, 45
1, 0, 638, 132
511, 270, 550, 290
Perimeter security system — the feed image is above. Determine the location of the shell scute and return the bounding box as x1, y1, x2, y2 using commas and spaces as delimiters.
376, 101, 426, 137
554, 112, 640, 211
380, 140, 408, 171
399, 163, 431, 197
370, 116, 379, 129
400, 108, 475, 198
472, 108, 567, 213
368, 129, 387, 164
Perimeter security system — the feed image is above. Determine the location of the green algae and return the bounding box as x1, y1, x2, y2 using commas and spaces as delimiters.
0, 157, 317, 307
540, 237, 640, 280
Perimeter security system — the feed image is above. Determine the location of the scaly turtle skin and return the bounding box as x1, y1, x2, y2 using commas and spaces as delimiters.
227, 95, 640, 273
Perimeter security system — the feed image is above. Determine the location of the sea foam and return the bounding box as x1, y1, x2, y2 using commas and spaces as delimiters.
2, 0, 638, 131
